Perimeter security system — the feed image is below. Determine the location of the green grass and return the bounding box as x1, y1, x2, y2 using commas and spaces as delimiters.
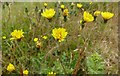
2, 2, 118, 75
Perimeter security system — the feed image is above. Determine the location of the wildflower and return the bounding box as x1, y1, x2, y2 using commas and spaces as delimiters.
41, 8, 56, 20
83, 11, 94, 22
44, 3, 47, 7
63, 9, 69, 16
23, 70, 28, 75
36, 41, 42, 49
101, 12, 114, 20
79, 20, 85, 29
94, 11, 101, 17
89, 2, 92, 5
11, 29, 24, 40
47, 72, 56, 76
77, 3, 82, 8
34, 38, 38, 42
2, 36, 6, 39
80, 20, 83, 24
7, 63, 15, 72
52, 28, 68, 42
93, 11, 101, 21
42, 36, 48, 40
60, 4, 65, 9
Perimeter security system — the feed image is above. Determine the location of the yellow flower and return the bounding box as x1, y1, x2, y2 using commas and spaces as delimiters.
80, 20, 83, 24
60, 4, 65, 9
42, 36, 48, 39
34, 38, 38, 42
77, 3, 82, 8
2, 36, 6, 39
83, 11, 94, 22
94, 11, 101, 16
23, 70, 28, 74
63, 9, 69, 16
7, 63, 15, 72
52, 28, 68, 42
47, 72, 56, 76
11, 29, 24, 40
44, 3, 47, 7
36, 41, 42, 48
41, 9, 55, 19
89, 2, 92, 5
101, 12, 114, 20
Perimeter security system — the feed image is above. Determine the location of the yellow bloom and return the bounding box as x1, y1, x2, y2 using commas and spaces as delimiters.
63, 9, 69, 16
34, 38, 38, 42
41, 8, 56, 19
7, 63, 15, 72
77, 3, 82, 8
42, 36, 48, 39
89, 2, 92, 5
47, 72, 56, 76
83, 11, 94, 22
36, 41, 42, 48
101, 12, 114, 20
11, 29, 24, 40
80, 20, 83, 24
23, 70, 28, 74
60, 4, 65, 9
94, 11, 101, 16
52, 28, 68, 42
2, 36, 6, 39
44, 3, 47, 7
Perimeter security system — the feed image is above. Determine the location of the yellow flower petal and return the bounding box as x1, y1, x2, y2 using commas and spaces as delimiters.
101, 12, 114, 20
2, 36, 6, 39
83, 11, 94, 22
52, 28, 68, 42
41, 8, 56, 19
77, 3, 82, 8
42, 36, 48, 40
7, 63, 15, 72
44, 3, 47, 7
34, 38, 38, 42
94, 11, 101, 16
60, 4, 65, 9
11, 29, 24, 40
63, 9, 69, 16
23, 70, 28, 74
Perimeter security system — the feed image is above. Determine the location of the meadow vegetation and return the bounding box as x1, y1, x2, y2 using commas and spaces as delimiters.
1, 2, 118, 75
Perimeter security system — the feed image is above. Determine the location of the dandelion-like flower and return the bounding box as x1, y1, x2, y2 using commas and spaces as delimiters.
77, 3, 82, 8
42, 36, 48, 39
2, 36, 6, 39
52, 28, 68, 42
83, 11, 94, 22
11, 29, 24, 40
23, 70, 28, 75
60, 4, 65, 9
44, 3, 47, 7
34, 38, 38, 42
47, 72, 56, 76
7, 63, 15, 72
41, 8, 56, 19
101, 12, 114, 20
94, 11, 101, 17
36, 41, 42, 49
63, 9, 69, 16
